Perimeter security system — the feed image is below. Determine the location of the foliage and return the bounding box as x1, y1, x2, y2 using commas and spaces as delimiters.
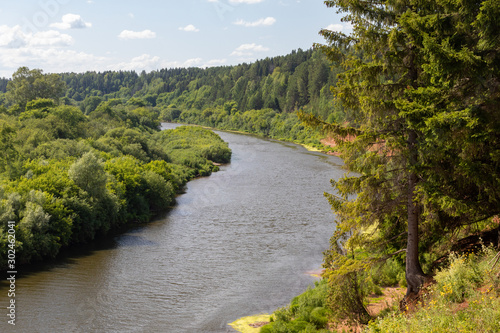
311, 0, 500, 306
324, 229, 372, 325
172, 106, 326, 149
6, 67, 66, 109
152, 125, 231, 176
369, 258, 406, 288
434, 252, 484, 303
365, 248, 500, 333
0, 49, 348, 150
0, 74, 231, 268
261, 280, 331, 333
39, 49, 340, 118
68, 152, 108, 199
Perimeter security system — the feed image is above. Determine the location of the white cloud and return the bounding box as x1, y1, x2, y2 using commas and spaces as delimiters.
233, 17, 276, 27
118, 29, 156, 40
204, 58, 227, 67
230, 43, 269, 57
50, 14, 92, 30
178, 24, 200, 32
29, 30, 74, 47
108, 54, 161, 72
0, 25, 73, 49
0, 25, 27, 48
0, 47, 107, 77
183, 58, 203, 67
325, 22, 353, 32
229, 0, 264, 3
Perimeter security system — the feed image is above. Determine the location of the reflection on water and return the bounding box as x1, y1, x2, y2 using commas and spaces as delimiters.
0, 124, 345, 333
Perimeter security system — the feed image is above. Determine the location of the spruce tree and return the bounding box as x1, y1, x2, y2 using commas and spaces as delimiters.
312, 0, 500, 304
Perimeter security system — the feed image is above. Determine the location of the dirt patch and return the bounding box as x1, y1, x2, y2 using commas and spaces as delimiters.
329, 287, 405, 332
367, 287, 406, 316
329, 321, 364, 333
305, 269, 325, 278
453, 300, 469, 314
248, 321, 269, 328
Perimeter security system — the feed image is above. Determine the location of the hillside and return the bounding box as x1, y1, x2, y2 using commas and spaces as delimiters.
0, 48, 343, 123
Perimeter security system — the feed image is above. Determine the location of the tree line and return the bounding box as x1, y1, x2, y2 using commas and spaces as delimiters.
0, 48, 343, 122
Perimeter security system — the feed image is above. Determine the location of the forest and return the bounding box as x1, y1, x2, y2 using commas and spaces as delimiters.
0, 48, 343, 149
1, 0, 500, 330
0, 68, 231, 269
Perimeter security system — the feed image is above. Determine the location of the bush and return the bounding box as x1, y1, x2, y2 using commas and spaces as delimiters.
434, 252, 483, 303
309, 307, 329, 328
365, 249, 500, 333
261, 280, 330, 333
328, 271, 371, 325
370, 258, 405, 287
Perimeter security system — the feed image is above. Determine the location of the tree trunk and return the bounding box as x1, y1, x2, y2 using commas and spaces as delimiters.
405, 130, 426, 297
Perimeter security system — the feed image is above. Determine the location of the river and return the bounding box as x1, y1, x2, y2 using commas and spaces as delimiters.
1, 124, 345, 333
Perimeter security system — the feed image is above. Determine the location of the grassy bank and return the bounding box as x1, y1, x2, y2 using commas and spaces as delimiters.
163, 107, 338, 155
0, 99, 231, 269
365, 247, 500, 332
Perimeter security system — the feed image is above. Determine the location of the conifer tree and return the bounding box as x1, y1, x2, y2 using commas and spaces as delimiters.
312, 0, 500, 303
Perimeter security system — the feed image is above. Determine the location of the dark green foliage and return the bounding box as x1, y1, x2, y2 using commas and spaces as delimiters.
52, 49, 342, 121
0, 119, 18, 174
311, 0, 500, 310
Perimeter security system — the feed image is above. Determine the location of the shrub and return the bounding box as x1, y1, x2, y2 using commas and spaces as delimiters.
365, 249, 500, 333
370, 258, 405, 287
435, 252, 483, 303
309, 307, 329, 328
328, 270, 371, 325
261, 280, 330, 332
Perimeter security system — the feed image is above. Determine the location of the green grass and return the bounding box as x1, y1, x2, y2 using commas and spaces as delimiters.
229, 314, 271, 333
364, 246, 500, 333
260, 280, 331, 333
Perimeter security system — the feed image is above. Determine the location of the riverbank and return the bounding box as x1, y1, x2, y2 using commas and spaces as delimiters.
0, 124, 231, 271
1, 127, 340, 332
167, 120, 339, 158
229, 269, 325, 333
229, 314, 272, 333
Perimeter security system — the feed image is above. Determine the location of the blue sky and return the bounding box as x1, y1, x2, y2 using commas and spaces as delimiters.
0, 0, 350, 78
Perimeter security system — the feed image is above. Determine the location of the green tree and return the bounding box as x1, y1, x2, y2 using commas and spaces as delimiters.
313, 0, 500, 305
404, 0, 500, 225
68, 152, 108, 199
315, 0, 428, 300
0, 120, 18, 174
6, 67, 66, 109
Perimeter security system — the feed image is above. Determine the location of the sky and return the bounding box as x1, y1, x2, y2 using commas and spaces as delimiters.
0, 0, 350, 78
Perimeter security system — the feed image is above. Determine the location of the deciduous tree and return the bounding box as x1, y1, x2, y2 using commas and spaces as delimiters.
6, 67, 66, 109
